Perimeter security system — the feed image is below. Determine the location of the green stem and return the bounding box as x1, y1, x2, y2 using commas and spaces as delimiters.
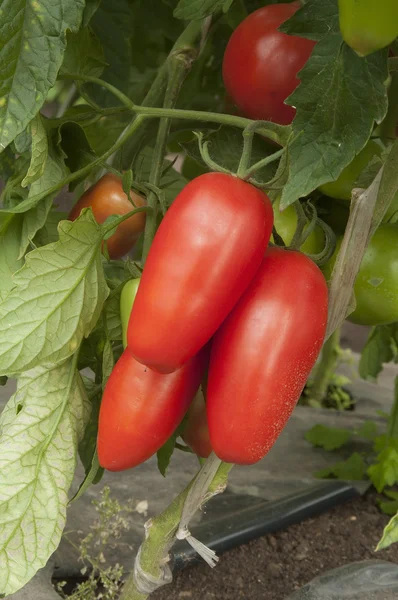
142, 49, 197, 262
119, 460, 233, 600
61, 73, 135, 109
102, 206, 152, 235
308, 328, 341, 407
387, 376, 398, 440
244, 148, 285, 181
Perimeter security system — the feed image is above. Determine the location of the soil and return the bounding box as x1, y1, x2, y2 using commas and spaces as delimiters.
151, 492, 398, 600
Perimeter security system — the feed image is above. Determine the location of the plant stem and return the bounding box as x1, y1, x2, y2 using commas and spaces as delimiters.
119, 459, 233, 600
307, 328, 341, 407
142, 49, 197, 262
61, 73, 135, 109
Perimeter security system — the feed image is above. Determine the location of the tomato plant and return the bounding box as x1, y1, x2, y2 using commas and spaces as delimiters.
222, 3, 316, 125
339, 0, 398, 56
207, 247, 328, 465
69, 174, 146, 259
324, 224, 398, 326
127, 172, 273, 373
272, 197, 324, 253
97, 347, 207, 471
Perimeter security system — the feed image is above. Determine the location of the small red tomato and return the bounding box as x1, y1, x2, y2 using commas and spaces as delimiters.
207, 247, 328, 465
181, 391, 212, 459
69, 173, 146, 259
127, 172, 273, 374
97, 348, 207, 472
222, 3, 315, 125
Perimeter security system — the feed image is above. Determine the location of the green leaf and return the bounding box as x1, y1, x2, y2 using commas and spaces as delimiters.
0, 215, 24, 301
359, 325, 398, 382
0, 0, 85, 152
356, 420, 378, 441
379, 497, 398, 516
279, 0, 389, 207
0, 210, 109, 377
60, 27, 107, 79
305, 424, 352, 451
90, 0, 134, 107
157, 433, 177, 477
0, 358, 90, 595
33, 210, 68, 247
377, 511, 398, 550
174, 0, 225, 20
82, 0, 101, 26
368, 446, 398, 493
104, 292, 123, 342
21, 114, 48, 188
316, 452, 366, 481
19, 145, 69, 258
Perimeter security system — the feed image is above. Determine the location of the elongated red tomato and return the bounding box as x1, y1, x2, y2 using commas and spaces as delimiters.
223, 3, 315, 125
97, 348, 206, 471
127, 173, 273, 373
207, 247, 328, 465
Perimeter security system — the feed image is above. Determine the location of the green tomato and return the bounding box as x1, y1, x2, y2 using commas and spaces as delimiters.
272, 197, 324, 254
120, 278, 140, 348
323, 224, 398, 326
319, 140, 383, 201
339, 0, 398, 57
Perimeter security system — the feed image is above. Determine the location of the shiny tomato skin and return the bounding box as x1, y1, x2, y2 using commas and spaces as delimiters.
127, 173, 273, 374
69, 173, 146, 259
207, 247, 328, 465
181, 391, 212, 459
97, 348, 206, 471
222, 3, 316, 125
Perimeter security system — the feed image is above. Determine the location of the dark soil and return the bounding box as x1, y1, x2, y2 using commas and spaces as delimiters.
152, 492, 398, 600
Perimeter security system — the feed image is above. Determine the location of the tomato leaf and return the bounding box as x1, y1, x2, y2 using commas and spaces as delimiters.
0, 210, 109, 377
378, 510, 398, 550
82, 0, 102, 26
0, 215, 24, 301
33, 210, 67, 247
359, 325, 398, 382
368, 445, 398, 493
174, 0, 226, 20
60, 27, 107, 79
21, 115, 48, 188
305, 424, 352, 450
19, 145, 69, 258
0, 0, 85, 152
157, 433, 177, 477
0, 358, 90, 596
356, 420, 378, 441
279, 0, 389, 208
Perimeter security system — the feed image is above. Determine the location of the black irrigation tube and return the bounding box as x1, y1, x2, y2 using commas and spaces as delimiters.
173, 481, 359, 569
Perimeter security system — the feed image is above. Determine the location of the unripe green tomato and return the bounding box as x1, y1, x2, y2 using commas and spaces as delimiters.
338, 0, 398, 57
319, 140, 382, 201
323, 224, 398, 326
120, 278, 140, 348
272, 197, 324, 254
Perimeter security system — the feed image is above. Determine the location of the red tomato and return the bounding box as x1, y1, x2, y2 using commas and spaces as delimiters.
181, 391, 212, 459
97, 348, 206, 471
222, 3, 315, 125
207, 247, 328, 465
69, 173, 146, 259
127, 173, 273, 374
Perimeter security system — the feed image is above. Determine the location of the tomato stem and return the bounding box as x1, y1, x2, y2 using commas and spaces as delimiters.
60, 73, 135, 110
306, 328, 342, 407
142, 49, 198, 263
119, 458, 233, 600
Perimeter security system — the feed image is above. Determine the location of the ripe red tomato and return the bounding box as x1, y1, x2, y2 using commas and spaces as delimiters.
181, 391, 212, 459
69, 173, 146, 259
97, 348, 207, 471
127, 173, 273, 374
207, 247, 328, 465
222, 3, 316, 125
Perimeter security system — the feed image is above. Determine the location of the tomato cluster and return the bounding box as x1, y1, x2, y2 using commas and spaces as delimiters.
97, 173, 328, 470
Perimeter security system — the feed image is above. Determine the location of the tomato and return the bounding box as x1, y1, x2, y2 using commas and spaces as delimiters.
181, 390, 212, 459
207, 247, 328, 465
69, 173, 146, 259
222, 3, 316, 125
97, 347, 207, 471
323, 224, 398, 326
127, 173, 273, 374
120, 278, 140, 348
339, 0, 398, 57
319, 140, 383, 201
272, 197, 324, 254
